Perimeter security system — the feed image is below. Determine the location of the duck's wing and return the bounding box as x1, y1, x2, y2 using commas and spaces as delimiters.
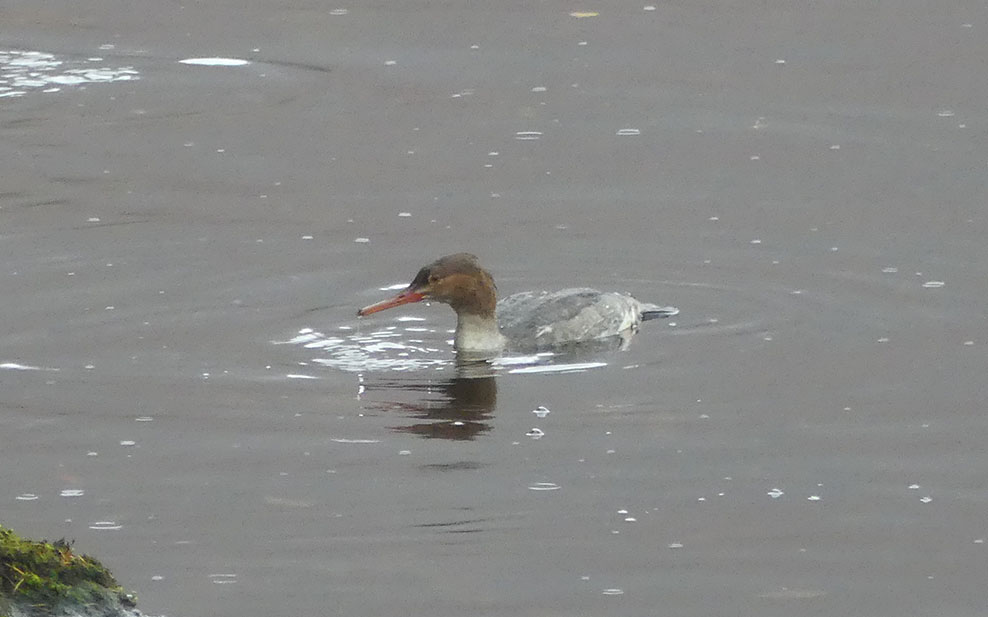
498, 288, 645, 346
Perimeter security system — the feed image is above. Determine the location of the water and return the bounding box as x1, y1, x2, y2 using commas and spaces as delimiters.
178, 58, 250, 67
0, 49, 138, 97
3, 2, 988, 616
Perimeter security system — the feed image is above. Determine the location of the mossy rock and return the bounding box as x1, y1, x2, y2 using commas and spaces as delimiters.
0, 526, 140, 617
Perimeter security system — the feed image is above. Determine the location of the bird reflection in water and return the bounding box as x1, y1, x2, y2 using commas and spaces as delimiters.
358, 359, 498, 440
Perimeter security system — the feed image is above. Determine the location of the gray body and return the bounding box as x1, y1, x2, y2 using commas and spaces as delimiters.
496, 288, 678, 350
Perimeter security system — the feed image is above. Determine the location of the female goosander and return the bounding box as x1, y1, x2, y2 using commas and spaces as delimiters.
357, 253, 678, 355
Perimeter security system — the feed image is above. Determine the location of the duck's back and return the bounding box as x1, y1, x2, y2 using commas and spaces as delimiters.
496, 288, 674, 349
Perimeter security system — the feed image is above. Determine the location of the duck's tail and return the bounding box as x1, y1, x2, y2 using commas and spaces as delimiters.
640, 303, 679, 321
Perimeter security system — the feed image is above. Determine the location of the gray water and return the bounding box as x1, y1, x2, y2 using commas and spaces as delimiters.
3, 2, 988, 615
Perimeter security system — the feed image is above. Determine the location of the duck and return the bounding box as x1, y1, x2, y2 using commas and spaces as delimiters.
357, 253, 677, 356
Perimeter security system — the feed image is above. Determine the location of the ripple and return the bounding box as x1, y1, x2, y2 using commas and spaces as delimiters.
276, 327, 449, 373
0, 50, 139, 98
89, 521, 122, 531
179, 57, 250, 67
509, 362, 607, 374
208, 573, 238, 584
281, 308, 646, 375
493, 354, 548, 366
1, 362, 40, 370
528, 482, 561, 491
1, 362, 58, 371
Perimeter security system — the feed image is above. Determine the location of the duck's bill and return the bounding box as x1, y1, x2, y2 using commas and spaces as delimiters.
357, 290, 425, 316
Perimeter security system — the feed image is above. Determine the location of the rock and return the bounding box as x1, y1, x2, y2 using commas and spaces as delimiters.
0, 526, 147, 617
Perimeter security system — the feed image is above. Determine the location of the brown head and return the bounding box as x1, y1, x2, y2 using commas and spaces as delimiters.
357, 253, 498, 318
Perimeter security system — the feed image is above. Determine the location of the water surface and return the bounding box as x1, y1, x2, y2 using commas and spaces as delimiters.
3, 2, 988, 615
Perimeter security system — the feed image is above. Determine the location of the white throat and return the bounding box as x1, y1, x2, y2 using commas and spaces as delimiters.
454, 312, 506, 354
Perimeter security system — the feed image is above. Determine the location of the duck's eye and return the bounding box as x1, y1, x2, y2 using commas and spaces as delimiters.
428, 274, 439, 285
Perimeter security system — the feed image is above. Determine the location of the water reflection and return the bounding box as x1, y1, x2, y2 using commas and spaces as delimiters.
280, 324, 624, 375
361, 363, 497, 440
0, 50, 139, 98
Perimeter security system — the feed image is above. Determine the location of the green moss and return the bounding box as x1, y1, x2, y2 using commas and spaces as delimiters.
0, 525, 136, 615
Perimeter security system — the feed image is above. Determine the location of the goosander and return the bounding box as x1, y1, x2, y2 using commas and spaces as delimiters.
357, 253, 678, 355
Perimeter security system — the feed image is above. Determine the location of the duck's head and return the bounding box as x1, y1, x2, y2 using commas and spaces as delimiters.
358, 253, 498, 318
